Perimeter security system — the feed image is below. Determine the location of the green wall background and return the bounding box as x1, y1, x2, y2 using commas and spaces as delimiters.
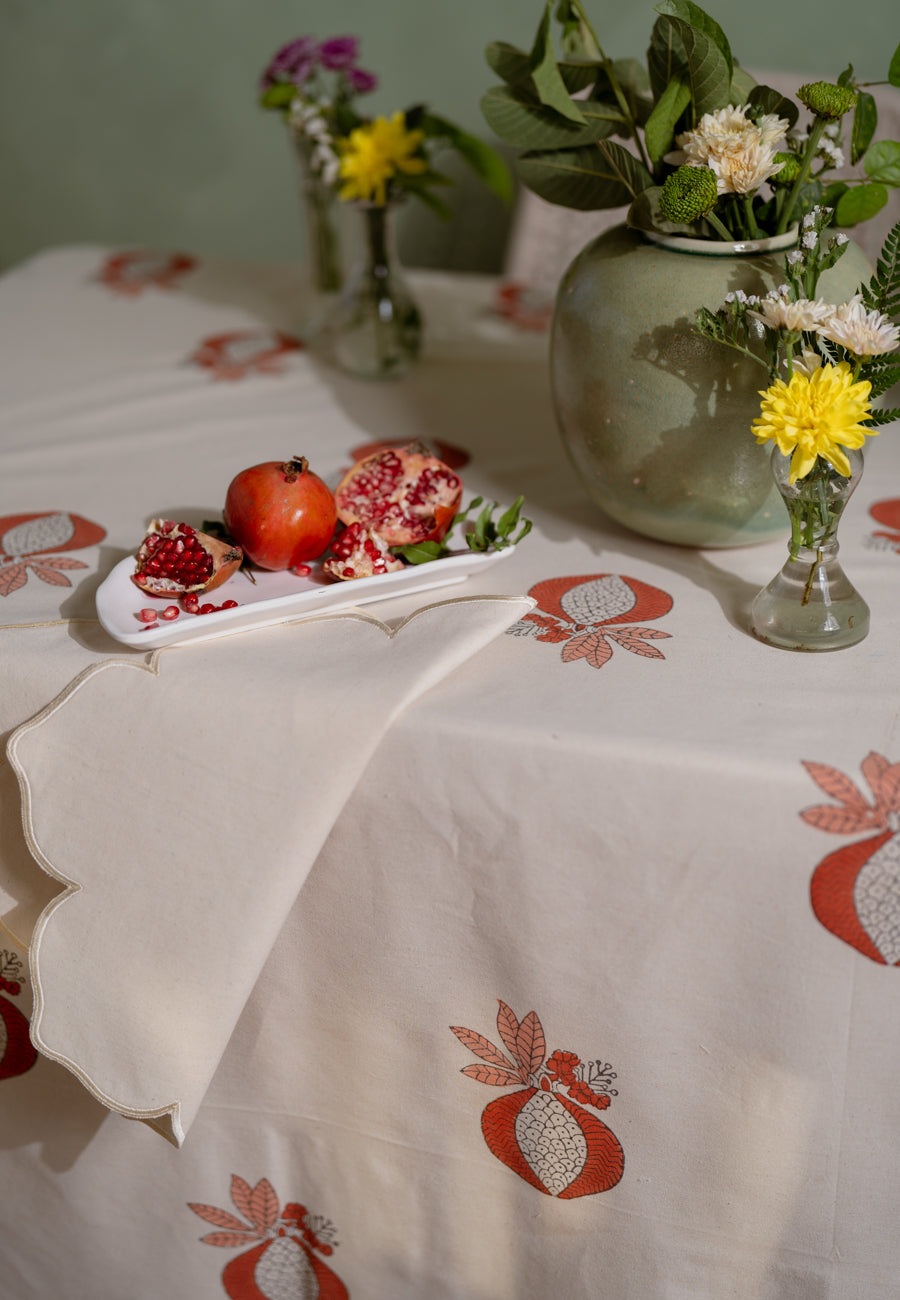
0, 0, 894, 275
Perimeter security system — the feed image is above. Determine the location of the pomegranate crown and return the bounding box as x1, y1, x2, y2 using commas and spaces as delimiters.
282, 456, 310, 480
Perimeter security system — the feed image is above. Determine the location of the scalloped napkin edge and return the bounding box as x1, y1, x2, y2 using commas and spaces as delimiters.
7, 594, 534, 1144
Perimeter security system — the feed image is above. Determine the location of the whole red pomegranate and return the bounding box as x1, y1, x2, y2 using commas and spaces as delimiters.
132, 520, 242, 597
333, 441, 463, 546
223, 456, 337, 570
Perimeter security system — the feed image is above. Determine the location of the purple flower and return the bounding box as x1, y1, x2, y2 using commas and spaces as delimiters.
260, 36, 319, 90
346, 66, 378, 94
318, 36, 359, 71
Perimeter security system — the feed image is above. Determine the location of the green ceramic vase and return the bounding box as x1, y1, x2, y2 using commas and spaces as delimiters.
550, 225, 871, 548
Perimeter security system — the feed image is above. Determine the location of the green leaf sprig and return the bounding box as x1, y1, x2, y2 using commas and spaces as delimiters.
852, 221, 900, 422
391, 496, 533, 565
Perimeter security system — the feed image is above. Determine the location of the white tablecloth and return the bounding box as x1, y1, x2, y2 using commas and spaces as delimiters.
3, 244, 900, 1299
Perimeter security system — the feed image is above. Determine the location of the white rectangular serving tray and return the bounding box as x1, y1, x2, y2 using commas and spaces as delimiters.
96, 545, 517, 649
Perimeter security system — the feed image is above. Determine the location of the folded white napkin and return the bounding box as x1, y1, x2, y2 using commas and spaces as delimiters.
8, 595, 532, 1144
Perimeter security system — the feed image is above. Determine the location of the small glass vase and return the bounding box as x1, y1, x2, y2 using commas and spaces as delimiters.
328, 201, 422, 380
750, 448, 869, 651
292, 131, 345, 343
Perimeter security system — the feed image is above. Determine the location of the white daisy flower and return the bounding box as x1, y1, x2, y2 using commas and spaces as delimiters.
749, 295, 834, 331
820, 296, 900, 355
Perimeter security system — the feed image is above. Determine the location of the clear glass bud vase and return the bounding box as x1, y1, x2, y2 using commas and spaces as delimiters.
751, 448, 869, 651
291, 131, 345, 345
328, 202, 422, 380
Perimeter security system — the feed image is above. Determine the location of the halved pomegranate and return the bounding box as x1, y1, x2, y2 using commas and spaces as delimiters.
333, 441, 463, 547
322, 523, 406, 581
132, 520, 242, 597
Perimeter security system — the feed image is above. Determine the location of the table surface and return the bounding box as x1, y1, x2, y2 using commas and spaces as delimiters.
3, 243, 900, 1300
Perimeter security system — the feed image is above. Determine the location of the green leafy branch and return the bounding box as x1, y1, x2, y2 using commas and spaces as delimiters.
861, 219, 900, 318
695, 302, 772, 373
482, 1, 900, 238
819, 222, 900, 417
391, 496, 532, 565
406, 106, 513, 210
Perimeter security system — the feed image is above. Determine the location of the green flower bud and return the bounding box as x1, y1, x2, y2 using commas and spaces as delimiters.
796, 81, 857, 121
658, 165, 719, 223
769, 151, 801, 186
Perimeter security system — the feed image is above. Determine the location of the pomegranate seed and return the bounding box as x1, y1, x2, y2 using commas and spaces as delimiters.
342, 567, 355, 578
199, 603, 216, 615
182, 594, 200, 612
160, 605, 180, 620
292, 563, 312, 577
160, 520, 176, 533
138, 608, 158, 624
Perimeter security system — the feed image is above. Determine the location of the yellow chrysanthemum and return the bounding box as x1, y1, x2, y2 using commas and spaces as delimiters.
752, 361, 874, 482
337, 112, 427, 205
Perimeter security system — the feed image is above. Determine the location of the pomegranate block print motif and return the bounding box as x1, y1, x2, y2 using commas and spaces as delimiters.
868, 499, 900, 550
96, 250, 196, 295
190, 331, 303, 380
0, 512, 106, 598
348, 438, 470, 471
494, 282, 553, 332
506, 574, 672, 668
802, 753, 900, 964
189, 1176, 349, 1300
451, 1001, 624, 1198
0, 950, 38, 1081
